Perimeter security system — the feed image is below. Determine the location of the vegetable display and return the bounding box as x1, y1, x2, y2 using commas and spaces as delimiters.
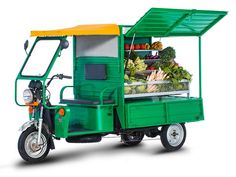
124, 41, 192, 96
124, 41, 163, 51
159, 47, 176, 63
125, 57, 147, 76
146, 69, 166, 93
151, 41, 163, 50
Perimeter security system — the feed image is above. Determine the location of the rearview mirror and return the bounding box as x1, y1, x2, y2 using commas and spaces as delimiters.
60, 39, 69, 50
24, 40, 29, 54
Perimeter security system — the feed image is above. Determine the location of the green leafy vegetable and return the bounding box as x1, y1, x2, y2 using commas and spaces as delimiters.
159, 47, 176, 63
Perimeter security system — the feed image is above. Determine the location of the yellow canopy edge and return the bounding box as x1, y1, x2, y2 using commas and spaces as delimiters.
31, 24, 120, 37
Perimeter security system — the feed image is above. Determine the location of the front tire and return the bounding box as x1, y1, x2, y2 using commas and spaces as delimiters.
18, 126, 50, 163
160, 123, 186, 151
121, 131, 144, 146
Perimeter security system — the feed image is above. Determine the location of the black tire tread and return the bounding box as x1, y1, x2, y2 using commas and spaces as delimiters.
121, 132, 144, 146
18, 126, 50, 163
160, 123, 186, 151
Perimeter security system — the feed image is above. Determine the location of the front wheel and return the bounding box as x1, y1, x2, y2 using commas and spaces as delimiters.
18, 126, 50, 163
160, 123, 186, 151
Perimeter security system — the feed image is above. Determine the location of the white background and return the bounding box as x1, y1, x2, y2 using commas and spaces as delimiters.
0, 0, 235, 176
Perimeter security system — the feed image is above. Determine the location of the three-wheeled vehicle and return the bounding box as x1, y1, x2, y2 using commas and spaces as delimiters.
15, 8, 227, 162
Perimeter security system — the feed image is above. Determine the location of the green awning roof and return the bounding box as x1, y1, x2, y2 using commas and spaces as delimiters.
125, 8, 227, 37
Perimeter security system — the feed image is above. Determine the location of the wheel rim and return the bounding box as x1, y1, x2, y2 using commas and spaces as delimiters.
24, 131, 48, 159
166, 124, 184, 147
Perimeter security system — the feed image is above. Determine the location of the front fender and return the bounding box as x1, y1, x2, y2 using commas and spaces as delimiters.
19, 120, 37, 132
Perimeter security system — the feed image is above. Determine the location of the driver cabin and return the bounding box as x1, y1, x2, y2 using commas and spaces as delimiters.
31, 24, 123, 135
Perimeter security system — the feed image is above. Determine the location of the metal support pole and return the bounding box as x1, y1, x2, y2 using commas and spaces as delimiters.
198, 36, 202, 98
125, 33, 136, 71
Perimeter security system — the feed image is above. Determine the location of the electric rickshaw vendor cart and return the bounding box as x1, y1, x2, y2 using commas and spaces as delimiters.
15, 8, 227, 162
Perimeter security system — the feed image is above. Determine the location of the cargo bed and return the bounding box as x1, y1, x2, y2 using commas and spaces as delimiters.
125, 96, 204, 128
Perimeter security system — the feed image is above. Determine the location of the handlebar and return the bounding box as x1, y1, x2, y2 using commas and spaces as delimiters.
58, 74, 72, 79
46, 74, 72, 87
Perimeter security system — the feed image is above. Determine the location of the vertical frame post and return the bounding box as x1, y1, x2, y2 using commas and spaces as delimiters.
73, 36, 77, 98
198, 36, 202, 98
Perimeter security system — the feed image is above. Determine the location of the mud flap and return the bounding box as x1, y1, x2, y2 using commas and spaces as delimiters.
49, 137, 55, 150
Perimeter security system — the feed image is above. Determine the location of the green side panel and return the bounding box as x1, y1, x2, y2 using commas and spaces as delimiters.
126, 102, 166, 127
74, 56, 121, 101
54, 107, 70, 138
54, 105, 114, 137
125, 97, 204, 128
125, 8, 227, 37
167, 99, 204, 123
67, 105, 114, 135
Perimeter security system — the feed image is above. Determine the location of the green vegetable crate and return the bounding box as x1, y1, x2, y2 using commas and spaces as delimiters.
15, 8, 227, 162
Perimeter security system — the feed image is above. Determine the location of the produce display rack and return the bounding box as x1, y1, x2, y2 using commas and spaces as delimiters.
124, 80, 190, 98
124, 90, 189, 98
125, 69, 159, 74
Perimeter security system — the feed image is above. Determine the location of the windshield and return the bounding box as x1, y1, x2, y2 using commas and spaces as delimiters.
21, 40, 60, 77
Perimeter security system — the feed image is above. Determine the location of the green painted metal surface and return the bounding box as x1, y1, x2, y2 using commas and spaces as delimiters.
198, 37, 202, 98
115, 29, 126, 128
125, 8, 227, 37
125, 97, 204, 128
74, 56, 121, 101
56, 105, 114, 137
55, 106, 71, 138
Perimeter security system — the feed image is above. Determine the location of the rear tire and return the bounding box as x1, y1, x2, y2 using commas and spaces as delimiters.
160, 123, 186, 151
121, 131, 144, 146
18, 126, 50, 163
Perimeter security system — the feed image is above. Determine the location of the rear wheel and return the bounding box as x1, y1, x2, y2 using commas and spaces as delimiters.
18, 126, 50, 163
121, 131, 144, 146
160, 123, 186, 151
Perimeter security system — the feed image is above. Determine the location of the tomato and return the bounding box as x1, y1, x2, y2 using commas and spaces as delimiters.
124, 44, 130, 50
140, 44, 146, 49
130, 44, 135, 50
134, 44, 140, 50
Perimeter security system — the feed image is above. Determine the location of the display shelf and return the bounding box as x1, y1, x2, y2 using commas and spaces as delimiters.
124, 90, 189, 98
125, 80, 188, 86
125, 70, 156, 75
124, 49, 159, 52
144, 59, 159, 63
124, 80, 190, 98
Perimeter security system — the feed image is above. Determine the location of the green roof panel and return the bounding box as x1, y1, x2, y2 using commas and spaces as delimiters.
125, 8, 227, 37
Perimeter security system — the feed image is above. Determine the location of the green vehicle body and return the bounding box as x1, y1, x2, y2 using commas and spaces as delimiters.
15, 8, 226, 142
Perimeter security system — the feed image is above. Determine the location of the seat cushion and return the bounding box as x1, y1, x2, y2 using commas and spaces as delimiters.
60, 99, 114, 105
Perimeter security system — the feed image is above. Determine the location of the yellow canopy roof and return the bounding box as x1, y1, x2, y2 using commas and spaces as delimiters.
31, 24, 120, 37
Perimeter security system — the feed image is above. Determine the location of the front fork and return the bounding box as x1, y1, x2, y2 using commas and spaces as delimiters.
19, 105, 44, 145
37, 106, 44, 145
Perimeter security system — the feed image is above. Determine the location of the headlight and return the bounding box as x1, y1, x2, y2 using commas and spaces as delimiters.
23, 89, 33, 104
